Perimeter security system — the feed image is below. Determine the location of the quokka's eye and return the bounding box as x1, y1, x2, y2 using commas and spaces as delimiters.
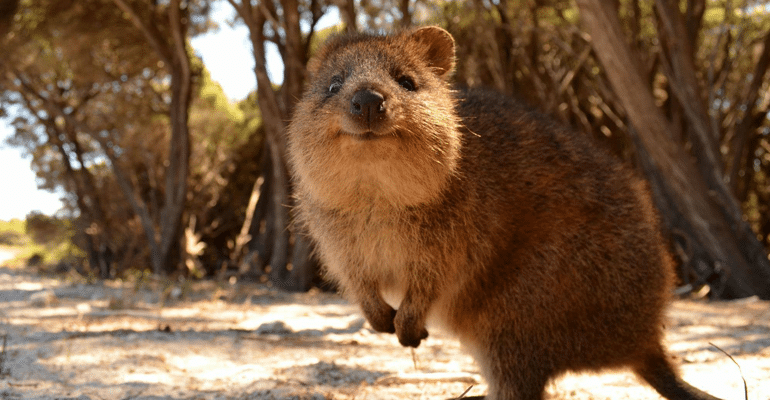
397, 76, 416, 91
328, 76, 343, 94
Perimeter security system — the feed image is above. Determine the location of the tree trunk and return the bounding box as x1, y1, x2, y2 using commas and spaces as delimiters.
248, 8, 293, 288
336, 0, 356, 33
399, 0, 411, 28
727, 30, 770, 194
111, 0, 192, 275
14, 74, 115, 278
244, 146, 273, 279
575, 0, 770, 299
0, 0, 18, 37
290, 234, 318, 292
228, 0, 320, 291
156, 0, 192, 275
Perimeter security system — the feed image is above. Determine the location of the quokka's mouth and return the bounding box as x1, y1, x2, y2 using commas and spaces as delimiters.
338, 130, 381, 141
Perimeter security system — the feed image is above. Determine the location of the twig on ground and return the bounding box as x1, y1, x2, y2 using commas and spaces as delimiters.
375, 372, 479, 386
709, 341, 748, 400
0, 333, 9, 377
453, 385, 474, 399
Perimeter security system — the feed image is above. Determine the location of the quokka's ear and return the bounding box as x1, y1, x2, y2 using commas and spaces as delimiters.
408, 26, 456, 79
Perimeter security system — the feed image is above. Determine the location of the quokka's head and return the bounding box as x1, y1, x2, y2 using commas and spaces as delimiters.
288, 26, 462, 210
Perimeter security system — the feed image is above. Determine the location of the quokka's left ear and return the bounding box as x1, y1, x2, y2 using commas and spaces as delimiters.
408, 26, 456, 79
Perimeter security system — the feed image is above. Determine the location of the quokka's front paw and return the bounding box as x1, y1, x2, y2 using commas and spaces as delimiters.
362, 301, 397, 334
394, 310, 429, 348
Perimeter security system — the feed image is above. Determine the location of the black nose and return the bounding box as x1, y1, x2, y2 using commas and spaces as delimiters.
350, 89, 385, 126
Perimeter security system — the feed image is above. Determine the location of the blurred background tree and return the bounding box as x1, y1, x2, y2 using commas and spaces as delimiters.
1, 0, 769, 299
0, 0, 259, 278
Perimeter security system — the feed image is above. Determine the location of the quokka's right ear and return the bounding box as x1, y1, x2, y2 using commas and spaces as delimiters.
408, 26, 456, 79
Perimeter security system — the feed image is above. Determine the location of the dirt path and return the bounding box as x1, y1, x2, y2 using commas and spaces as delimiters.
0, 262, 768, 400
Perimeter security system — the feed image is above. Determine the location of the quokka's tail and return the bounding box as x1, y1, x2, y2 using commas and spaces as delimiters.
634, 351, 724, 400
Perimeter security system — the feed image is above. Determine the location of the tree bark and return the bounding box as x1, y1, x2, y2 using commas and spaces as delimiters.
575, 0, 770, 299
112, 0, 192, 275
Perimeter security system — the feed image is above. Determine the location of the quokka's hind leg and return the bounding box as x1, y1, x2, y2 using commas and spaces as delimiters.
484, 364, 550, 400
474, 340, 553, 400
634, 349, 723, 400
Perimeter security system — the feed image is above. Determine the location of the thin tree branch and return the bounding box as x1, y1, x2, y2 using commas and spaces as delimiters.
111, 0, 173, 64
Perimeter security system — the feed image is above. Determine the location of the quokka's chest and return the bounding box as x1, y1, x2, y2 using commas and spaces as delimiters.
332, 211, 417, 261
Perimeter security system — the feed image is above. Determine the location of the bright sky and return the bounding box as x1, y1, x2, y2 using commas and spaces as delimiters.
0, 5, 339, 221
0, 124, 63, 221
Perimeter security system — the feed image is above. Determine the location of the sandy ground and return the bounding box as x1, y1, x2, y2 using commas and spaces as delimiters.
0, 250, 769, 400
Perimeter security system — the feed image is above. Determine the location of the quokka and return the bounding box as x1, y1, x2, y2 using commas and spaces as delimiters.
286, 26, 724, 400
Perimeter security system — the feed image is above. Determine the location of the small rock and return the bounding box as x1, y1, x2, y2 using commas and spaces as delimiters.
256, 321, 293, 335
29, 289, 59, 307
26, 253, 43, 268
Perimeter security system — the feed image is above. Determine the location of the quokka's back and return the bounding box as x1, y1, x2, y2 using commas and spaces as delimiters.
287, 26, 724, 400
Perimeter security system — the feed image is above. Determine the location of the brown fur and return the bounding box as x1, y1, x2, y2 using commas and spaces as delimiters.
287, 26, 723, 400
